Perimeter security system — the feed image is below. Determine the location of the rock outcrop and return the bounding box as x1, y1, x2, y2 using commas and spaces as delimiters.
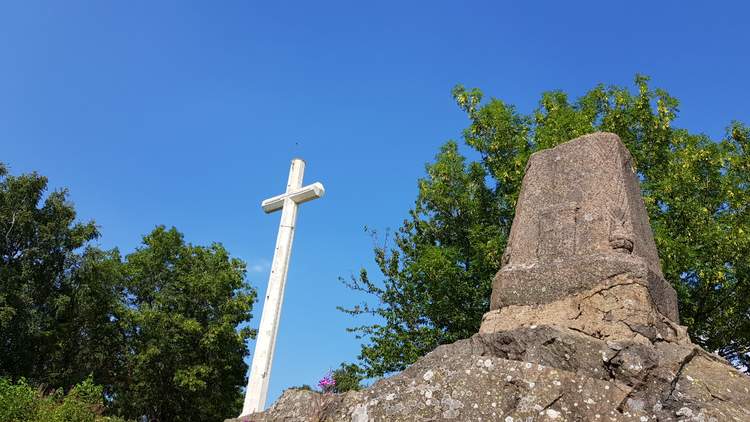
227, 133, 750, 421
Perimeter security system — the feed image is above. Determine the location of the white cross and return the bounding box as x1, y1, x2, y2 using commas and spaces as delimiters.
240, 158, 325, 416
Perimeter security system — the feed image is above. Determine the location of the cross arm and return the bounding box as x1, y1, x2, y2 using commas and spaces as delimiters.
261, 182, 325, 213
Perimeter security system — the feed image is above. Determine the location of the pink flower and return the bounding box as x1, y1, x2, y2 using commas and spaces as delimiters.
317, 371, 336, 393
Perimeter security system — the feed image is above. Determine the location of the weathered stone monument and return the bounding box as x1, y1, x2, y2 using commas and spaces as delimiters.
480, 132, 681, 340
228, 133, 750, 421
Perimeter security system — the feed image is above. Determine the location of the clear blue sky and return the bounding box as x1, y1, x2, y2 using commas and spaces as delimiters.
1, 0, 748, 408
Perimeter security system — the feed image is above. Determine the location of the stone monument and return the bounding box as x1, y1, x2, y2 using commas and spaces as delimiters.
228, 133, 750, 421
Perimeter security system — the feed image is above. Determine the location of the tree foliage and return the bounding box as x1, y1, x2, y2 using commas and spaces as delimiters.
114, 226, 256, 421
0, 165, 257, 421
331, 363, 364, 393
341, 76, 750, 376
0, 375, 131, 422
0, 165, 115, 388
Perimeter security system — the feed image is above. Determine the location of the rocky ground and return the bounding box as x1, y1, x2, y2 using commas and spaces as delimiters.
227, 276, 750, 421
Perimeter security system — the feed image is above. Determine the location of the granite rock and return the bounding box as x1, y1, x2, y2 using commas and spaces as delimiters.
226, 329, 750, 421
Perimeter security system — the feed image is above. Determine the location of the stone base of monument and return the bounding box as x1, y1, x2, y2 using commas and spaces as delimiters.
226, 133, 750, 421
488, 253, 680, 323
482, 270, 687, 346
228, 306, 750, 421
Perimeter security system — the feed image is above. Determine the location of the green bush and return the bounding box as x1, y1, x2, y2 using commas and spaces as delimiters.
332, 363, 364, 393
0, 376, 132, 422
0, 378, 37, 422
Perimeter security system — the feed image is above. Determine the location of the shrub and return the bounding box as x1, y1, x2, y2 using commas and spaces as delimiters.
332, 363, 364, 393
0, 376, 132, 422
0, 378, 37, 422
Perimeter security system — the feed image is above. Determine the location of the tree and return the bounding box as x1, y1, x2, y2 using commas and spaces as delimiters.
331, 363, 364, 393
1, 164, 258, 421
0, 164, 120, 388
113, 226, 256, 422
341, 76, 750, 377
48, 247, 128, 399
339, 144, 503, 377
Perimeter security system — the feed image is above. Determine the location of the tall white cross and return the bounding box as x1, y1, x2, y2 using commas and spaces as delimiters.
240, 158, 325, 417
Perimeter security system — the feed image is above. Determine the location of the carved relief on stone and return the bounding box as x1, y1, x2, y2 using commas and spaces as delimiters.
496, 132, 664, 268
537, 203, 576, 259
531, 202, 627, 260
609, 223, 634, 253
591, 132, 636, 256
500, 246, 511, 266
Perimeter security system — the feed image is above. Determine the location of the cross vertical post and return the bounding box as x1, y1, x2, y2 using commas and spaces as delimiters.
240, 158, 325, 417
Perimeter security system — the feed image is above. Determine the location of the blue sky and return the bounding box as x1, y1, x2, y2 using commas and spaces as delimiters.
1, 0, 748, 409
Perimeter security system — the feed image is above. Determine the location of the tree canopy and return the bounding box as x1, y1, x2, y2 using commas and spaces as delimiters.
341, 76, 750, 377
0, 165, 107, 387
0, 165, 257, 421
114, 226, 256, 421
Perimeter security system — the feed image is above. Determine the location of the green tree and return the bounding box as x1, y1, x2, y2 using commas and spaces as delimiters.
0, 164, 124, 390
331, 363, 364, 393
113, 226, 256, 422
339, 144, 503, 376
341, 76, 750, 377
1, 165, 258, 421
49, 248, 128, 399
